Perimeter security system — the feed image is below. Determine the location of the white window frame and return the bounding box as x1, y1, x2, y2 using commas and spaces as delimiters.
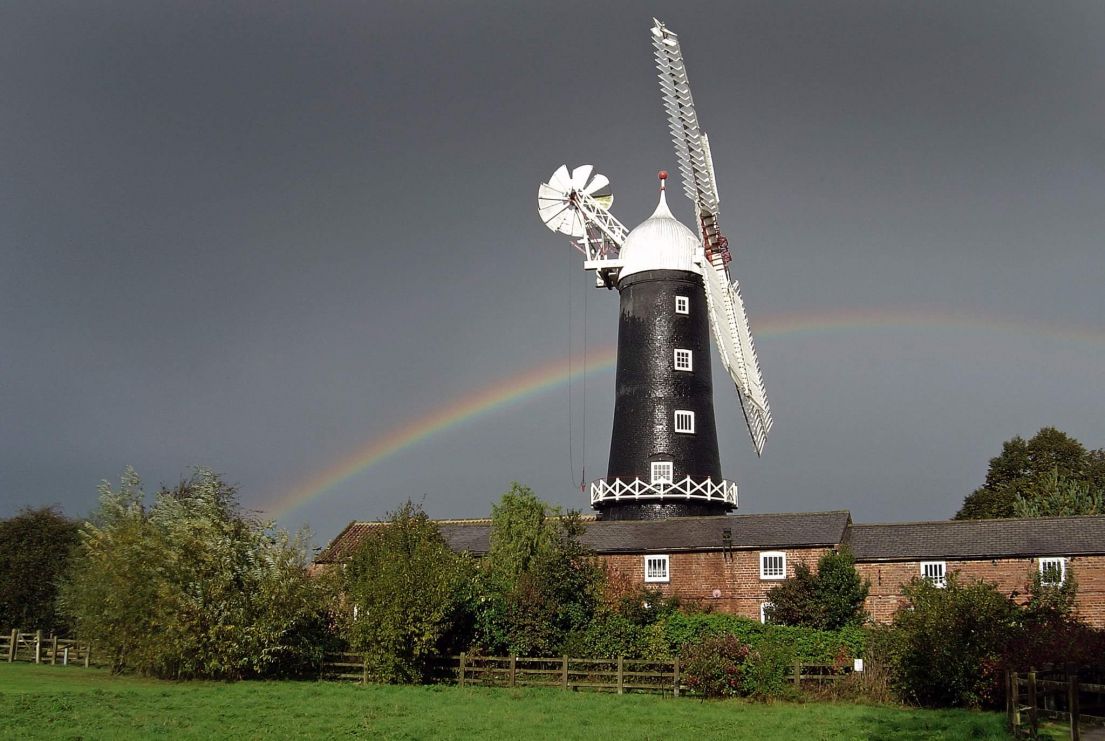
674, 409, 695, 433
650, 461, 673, 485
920, 561, 946, 588
759, 602, 773, 624
674, 348, 693, 372
1039, 557, 1067, 586
644, 554, 670, 583
675, 295, 689, 315
759, 551, 786, 580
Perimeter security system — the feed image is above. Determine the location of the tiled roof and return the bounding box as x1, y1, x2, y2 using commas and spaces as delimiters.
315, 511, 852, 563
844, 515, 1105, 561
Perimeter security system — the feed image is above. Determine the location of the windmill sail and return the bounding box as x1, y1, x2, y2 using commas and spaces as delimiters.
652, 18, 773, 454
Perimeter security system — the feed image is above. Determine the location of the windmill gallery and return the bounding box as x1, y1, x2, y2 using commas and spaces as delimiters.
318, 20, 1105, 627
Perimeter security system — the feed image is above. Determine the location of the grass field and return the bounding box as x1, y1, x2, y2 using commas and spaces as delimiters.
0, 663, 1014, 740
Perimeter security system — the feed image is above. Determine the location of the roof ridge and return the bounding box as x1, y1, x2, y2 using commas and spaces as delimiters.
852, 513, 1105, 528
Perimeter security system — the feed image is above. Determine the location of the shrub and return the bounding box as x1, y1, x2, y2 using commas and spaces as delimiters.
765, 547, 869, 629
890, 575, 1017, 707
0, 507, 79, 634
682, 633, 749, 698
657, 612, 865, 664
741, 637, 798, 700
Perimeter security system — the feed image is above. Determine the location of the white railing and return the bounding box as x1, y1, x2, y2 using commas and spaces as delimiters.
590, 476, 737, 507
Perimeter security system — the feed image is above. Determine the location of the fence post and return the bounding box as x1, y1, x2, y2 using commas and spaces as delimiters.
673, 658, 680, 698
34, 630, 42, 664
509, 655, 516, 688
84, 644, 90, 669
1006, 670, 1014, 729
561, 655, 568, 689
793, 658, 801, 687
7, 629, 14, 663
362, 655, 367, 685
50, 635, 58, 666
1011, 671, 1021, 732
1069, 669, 1080, 741
458, 652, 466, 688
617, 655, 624, 695
63, 647, 69, 666
1027, 669, 1038, 739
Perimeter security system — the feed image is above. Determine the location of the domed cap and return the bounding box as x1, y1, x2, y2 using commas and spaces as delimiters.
617, 177, 702, 282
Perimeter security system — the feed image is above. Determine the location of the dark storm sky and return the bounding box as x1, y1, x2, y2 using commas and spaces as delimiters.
2, 1, 1103, 543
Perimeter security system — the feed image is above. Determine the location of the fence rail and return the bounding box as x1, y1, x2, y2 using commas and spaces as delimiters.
1008, 667, 1105, 740
1, 629, 92, 667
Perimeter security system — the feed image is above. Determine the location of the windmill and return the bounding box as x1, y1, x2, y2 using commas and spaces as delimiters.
537, 19, 772, 520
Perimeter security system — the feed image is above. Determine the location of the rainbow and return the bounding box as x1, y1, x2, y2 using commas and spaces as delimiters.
266, 307, 1103, 518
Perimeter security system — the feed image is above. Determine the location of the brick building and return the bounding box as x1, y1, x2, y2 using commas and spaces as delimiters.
316, 511, 1105, 628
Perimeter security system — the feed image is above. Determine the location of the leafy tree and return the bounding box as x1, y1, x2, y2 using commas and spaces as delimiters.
343, 501, 475, 683
1012, 469, 1104, 517
956, 428, 1105, 519
890, 575, 1018, 707
60, 467, 324, 678
475, 484, 603, 656
765, 548, 869, 630
0, 507, 79, 633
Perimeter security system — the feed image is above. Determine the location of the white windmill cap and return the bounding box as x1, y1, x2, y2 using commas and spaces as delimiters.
616, 172, 702, 282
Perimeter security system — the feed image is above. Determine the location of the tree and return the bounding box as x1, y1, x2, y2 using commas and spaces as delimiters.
60, 467, 324, 677
0, 507, 80, 633
764, 547, 869, 630
956, 428, 1105, 519
342, 501, 475, 683
475, 483, 603, 656
1012, 469, 1104, 517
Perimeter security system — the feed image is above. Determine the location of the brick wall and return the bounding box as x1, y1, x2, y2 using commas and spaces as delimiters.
598, 547, 831, 621
597, 550, 1105, 628
856, 555, 1105, 627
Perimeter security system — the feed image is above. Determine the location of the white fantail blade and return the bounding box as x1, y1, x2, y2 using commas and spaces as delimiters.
538, 181, 586, 237
549, 164, 572, 193
582, 172, 609, 196
570, 164, 594, 190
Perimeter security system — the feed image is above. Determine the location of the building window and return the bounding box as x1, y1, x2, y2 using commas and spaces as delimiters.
650, 461, 673, 485
674, 410, 695, 433
920, 561, 946, 588
674, 348, 693, 371
675, 296, 689, 314
644, 555, 670, 583
760, 551, 786, 580
1039, 557, 1067, 586
760, 602, 773, 624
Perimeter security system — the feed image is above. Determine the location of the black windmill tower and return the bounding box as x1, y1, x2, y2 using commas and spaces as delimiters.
537, 20, 772, 521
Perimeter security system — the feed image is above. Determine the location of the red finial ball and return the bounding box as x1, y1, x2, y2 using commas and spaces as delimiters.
658, 170, 668, 181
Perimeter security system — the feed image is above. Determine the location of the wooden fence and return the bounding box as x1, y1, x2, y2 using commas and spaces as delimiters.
1008, 667, 1105, 740
317, 652, 853, 695
1, 629, 92, 667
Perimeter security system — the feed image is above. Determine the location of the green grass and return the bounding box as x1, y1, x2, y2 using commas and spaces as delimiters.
0, 663, 1012, 740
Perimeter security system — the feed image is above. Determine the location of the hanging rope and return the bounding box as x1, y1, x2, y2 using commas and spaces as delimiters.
566, 241, 578, 490
579, 270, 589, 493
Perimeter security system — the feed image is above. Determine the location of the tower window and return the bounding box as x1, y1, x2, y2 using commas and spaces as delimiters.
675, 296, 689, 314
674, 349, 693, 371
644, 555, 670, 583
674, 410, 695, 433
650, 461, 673, 485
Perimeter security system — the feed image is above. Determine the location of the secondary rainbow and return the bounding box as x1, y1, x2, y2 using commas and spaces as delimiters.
267, 307, 1103, 518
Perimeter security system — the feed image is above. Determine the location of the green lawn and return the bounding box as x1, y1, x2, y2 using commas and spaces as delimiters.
0, 663, 1012, 740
